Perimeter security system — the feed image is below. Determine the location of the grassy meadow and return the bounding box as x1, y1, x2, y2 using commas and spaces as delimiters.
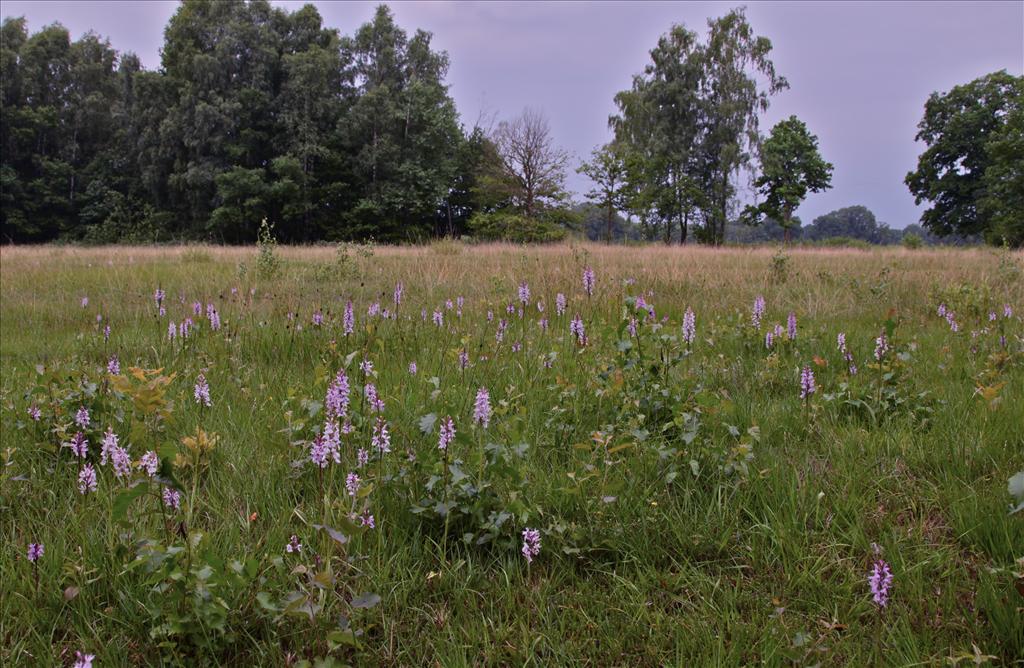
1, 242, 1022, 666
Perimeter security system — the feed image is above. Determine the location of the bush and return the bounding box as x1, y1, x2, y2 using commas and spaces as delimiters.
815, 236, 873, 250
255, 218, 281, 279
80, 200, 165, 245
467, 211, 566, 243
902, 232, 923, 249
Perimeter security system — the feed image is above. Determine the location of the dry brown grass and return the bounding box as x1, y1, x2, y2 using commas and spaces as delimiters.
2, 242, 1020, 324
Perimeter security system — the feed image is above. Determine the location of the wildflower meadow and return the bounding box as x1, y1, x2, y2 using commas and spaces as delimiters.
1, 242, 1022, 666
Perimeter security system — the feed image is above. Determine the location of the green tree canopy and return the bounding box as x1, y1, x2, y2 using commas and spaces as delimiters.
905, 70, 1024, 246
577, 142, 628, 243
610, 8, 787, 246
802, 205, 899, 244
743, 115, 832, 241
0, 3, 467, 244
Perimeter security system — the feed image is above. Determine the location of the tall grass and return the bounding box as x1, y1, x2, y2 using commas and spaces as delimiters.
1, 243, 1021, 666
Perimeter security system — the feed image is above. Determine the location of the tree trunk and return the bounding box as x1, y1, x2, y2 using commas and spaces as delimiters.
606, 201, 613, 243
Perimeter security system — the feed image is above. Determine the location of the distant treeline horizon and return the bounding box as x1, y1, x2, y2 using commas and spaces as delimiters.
1, 1, 1019, 246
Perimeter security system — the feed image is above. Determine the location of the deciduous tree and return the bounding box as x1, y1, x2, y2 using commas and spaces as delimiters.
743, 115, 832, 241
905, 70, 1023, 245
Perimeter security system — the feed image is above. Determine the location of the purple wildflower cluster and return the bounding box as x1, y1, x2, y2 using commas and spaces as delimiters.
78, 464, 97, 494
837, 332, 857, 375
582, 267, 595, 296
194, 373, 212, 407
346, 472, 362, 497
521, 527, 541, 563
570, 315, 586, 345
873, 331, 889, 361
555, 293, 567, 316
473, 387, 491, 428
868, 559, 893, 607
682, 307, 696, 346
67, 432, 89, 459
326, 369, 351, 420
438, 416, 456, 451
163, 488, 181, 510
365, 383, 384, 413
371, 416, 391, 453
518, 281, 531, 305
139, 451, 159, 477
752, 295, 765, 329
800, 366, 816, 400
73, 651, 95, 668
343, 300, 355, 336
937, 303, 959, 332
27, 542, 44, 562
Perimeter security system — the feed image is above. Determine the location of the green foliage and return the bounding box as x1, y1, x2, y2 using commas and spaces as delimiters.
902, 232, 923, 249
0, 4, 465, 244
340, 6, 462, 241
814, 236, 873, 250
333, 240, 375, 279
803, 205, 901, 245
126, 534, 259, 656
406, 436, 535, 549
467, 211, 566, 243
577, 143, 629, 243
770, 247, 790, 280
255, 219, 281, 279
905, 70, 1024, 246
2, 247, 1022, 664
744, 115, 832, 239
575, 203, 641, 242
610, 9, 787, 245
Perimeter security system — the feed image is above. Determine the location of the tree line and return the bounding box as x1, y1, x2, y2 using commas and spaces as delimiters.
1, 1, 1021, 245
2, 2, 482, 243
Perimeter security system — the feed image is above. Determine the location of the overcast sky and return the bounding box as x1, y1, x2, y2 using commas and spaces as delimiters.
4, 1, 1022, 228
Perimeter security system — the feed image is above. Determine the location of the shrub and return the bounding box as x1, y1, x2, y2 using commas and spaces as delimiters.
255, 218, 281, 279
467, 211, 566, 243
816, 236, 872, 250
902, 232, 923, 249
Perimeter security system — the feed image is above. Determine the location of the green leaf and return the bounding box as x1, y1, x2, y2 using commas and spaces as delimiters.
256, 591, 278, 613
328, 628, 359, 650
283, 592, 320, 621
312, 524, 348, 545
112, 482, 150, 523
312, 570, 336, 590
